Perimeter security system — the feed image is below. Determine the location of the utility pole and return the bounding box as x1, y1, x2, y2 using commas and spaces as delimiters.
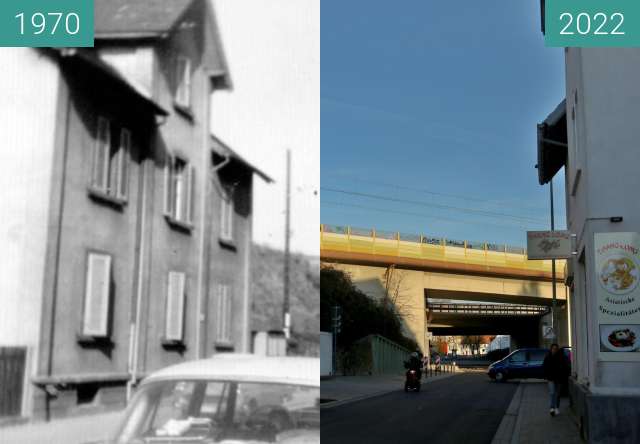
283, 150, 291, 341
550, 178, 557, 339
332, 305, 341, 375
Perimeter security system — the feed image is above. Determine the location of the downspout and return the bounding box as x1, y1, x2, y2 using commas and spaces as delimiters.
242, 181, 252, 352
197, 155, 231, 356
195, 95, 208, 359
195, 78, 231, 359
127, 116, 166, 401
126, 149, 148, 402
44, 79, 72, 421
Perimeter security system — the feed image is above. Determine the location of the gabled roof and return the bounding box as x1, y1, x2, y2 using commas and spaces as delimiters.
211, 134, 274, 183
94, 0, 232, 88
95, 0, 193, 38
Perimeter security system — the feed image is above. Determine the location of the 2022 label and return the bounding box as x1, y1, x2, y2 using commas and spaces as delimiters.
559, 12, 624, 36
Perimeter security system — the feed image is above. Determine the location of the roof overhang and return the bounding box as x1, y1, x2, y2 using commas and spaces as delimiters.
211, 134, 274, 183
54, 48, 168, 117
536, 99, 567, 185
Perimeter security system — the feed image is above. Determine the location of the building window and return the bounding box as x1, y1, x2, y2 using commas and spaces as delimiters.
216, 284, 232, 344
90, 117, 130, 203
164, 271, 186, 343
175, 56, 191, 109
220, 189, 234, 241
81, 252, 112, 338
164, 155, 195, 228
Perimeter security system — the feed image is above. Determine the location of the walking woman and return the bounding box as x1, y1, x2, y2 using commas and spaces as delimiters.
543, 343, 570, 416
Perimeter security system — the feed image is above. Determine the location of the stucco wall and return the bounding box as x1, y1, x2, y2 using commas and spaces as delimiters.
45, 65, 153, 379
0, 48, 60, 416
565, 48, 640, 393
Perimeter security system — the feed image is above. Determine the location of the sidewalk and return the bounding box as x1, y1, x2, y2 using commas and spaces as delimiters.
0, 410, 123, 444
321, 370, 457, 408
492, 380, 582, 444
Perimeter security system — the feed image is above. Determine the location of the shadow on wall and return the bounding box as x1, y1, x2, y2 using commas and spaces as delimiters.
352, 275, 420, 350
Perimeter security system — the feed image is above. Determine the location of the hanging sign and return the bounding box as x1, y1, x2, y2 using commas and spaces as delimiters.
527, 230, 573, 259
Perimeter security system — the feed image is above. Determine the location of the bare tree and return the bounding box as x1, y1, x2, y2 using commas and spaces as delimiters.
382, 265, 416, 321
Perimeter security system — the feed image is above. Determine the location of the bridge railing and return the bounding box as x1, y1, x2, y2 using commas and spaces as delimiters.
320, 224, 563, 276
427, 303, 550, 316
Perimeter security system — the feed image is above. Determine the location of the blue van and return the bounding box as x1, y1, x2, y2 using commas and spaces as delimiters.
487, 348, 548, 382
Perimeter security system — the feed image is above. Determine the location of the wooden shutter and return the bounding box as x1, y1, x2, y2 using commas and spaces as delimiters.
220, 195, 227, 238
220, 191, 233, 240
223, 286, 232, 342
176, 57, 191, 107
186, 165, 195, 225
216, 285, 232, 343
164, 156, 174, 216
117, 128, 131, 200
92, 117, 110, 190
216, 285, 225, 342
184, 58, 191, 106
225, 195, 233, 239
82, 253, 112, 337
165, 272, 186, 341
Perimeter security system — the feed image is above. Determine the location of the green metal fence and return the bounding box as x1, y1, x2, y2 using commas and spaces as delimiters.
361, 335, 411, 375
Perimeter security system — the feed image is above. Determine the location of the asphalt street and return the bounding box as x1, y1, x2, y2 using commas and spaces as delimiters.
321, 372, 519, 444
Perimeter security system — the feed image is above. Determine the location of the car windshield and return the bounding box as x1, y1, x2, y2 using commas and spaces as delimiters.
113, 380, 319, 444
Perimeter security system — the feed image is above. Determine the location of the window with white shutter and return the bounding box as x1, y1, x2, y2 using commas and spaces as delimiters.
165, 271, 186, 342
90, 117, 130, 203
92, 117, 110, 191
164, 156, 195, 229
117, 129, 131, 200
215, 284, 232, 344
82, 253, 112, 337
175, 56, 191, 108
220, 190, 233, 241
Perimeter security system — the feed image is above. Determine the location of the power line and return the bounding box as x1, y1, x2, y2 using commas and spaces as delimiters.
321, 187, 547, 224
323, 173, 548, 213
322, 200, 545, 231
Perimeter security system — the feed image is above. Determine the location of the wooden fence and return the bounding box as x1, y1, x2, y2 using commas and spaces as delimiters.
0, 347, 26, 417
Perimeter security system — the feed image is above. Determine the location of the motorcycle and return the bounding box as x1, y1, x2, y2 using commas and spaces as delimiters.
404, 369, 421, 392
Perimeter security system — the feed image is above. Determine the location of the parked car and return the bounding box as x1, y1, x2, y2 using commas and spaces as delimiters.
487, 347, 571, 382
94, 354, 319, 443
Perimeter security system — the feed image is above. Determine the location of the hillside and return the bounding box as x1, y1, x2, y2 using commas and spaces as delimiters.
251, 243, 320, 356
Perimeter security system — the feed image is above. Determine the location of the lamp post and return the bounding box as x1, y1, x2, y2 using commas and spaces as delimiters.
283, 150, 291, 341
550, 178, 557, 339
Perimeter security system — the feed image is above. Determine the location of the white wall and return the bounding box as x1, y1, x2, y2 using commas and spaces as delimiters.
99, 46, 154, 99
0, 48, 60, 415
565, 48, 640, 393
320, 331, 333, 376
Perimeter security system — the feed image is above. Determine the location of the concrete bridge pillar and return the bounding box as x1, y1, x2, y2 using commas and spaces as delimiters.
329, 264, 428, 354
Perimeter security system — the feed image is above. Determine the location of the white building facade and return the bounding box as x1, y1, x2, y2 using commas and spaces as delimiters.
537, 47, 640, 443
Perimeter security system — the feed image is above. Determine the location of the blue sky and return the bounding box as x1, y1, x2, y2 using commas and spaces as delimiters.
321, 0, 567, 247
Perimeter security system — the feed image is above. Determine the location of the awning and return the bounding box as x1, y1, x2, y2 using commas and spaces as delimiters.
536, 99, 567, 185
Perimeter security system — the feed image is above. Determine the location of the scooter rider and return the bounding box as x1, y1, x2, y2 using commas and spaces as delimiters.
405, 351, 422, 379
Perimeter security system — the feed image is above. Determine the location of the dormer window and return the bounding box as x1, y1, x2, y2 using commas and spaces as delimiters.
175, 56, 191, 109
